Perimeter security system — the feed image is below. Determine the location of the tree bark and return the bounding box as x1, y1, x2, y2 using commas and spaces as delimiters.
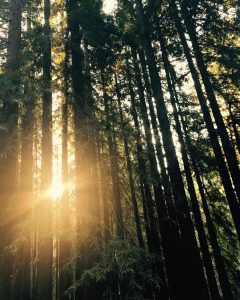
156, 19, 220, 300
0, 0, 23, 298
177, 94, 234, 300
101, 72, 124, 239
37, 0, 53, 298
67, 1, 86, 297
133, 1, 209, 298
125, 64, 169, 299
59, 28, 71, 300
114, 72, 144, 248
131, 47, 168, 223
180, 0, 240, 203
171, 1, 240, 241
137, 48, 177, 221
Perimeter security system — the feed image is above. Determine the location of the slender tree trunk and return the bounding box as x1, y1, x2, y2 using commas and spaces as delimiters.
67, 1, 87, 297
126, 66, 169, 300
126, 64, 160, 253
131, 47, 168, 222
130, 51, 198, 300
137, 48, 177, 221
180, 0, 240, 203
59, 31, 71, 300
37, 0, 53, 298
114, 72, 144, 248
156, 20, 220, 300
177, 96, 234, 300
101, 72, 124, 239
13, 83, 34, 300
229, 104, 240, 155
82, 37, 101, 300
171, 1, 240, 241
97, 136, 111, 243
83, 37, 100, 240
0, 0, 23, 298
133, 1, 209, 298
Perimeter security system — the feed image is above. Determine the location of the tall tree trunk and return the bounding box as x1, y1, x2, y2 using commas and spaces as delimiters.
156, 20, 220, 300
177, 94, 234, 300
37, 0, 53, 298
137, 48, 176, 221
131, 47, 168, 222
82, 36, 101, 300
129, 51, 197, 300
0, 0, 23, 298
83, 37, 100, 240
101, 72, 124, 239
180, 0, 240, 203
171, 1, 240, 241
133, 1, 209, 298
12, 79, 34, 300
126, 65, 169, 300
6, 0, 23, 71
114, 72, 144, 248
59, 30, 71, 300
97, 135, 111, 243
67, 0, 87, 297
229, 103, 240, 155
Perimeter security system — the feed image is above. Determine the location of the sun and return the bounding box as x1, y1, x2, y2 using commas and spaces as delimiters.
47, 184, 64, 199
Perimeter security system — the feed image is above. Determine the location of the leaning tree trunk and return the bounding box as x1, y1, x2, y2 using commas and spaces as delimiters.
131, 47, 168, 222
126, 69, 168, 300
137, 48, 176, 221
180, 0, 240, 203
156, 20, 220, 300
37, 0, 53, 299
229, 103, 240, 155
171, 1, 240, 241
177, 95, 234, 300
129, 51, 192, 300
114, 72, 144, 248
133, 0, 209, 298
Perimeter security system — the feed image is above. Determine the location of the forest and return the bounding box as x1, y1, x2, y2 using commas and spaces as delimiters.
0, 0, 239, 299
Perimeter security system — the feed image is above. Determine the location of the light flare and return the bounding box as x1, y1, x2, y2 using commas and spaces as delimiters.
47, 184, 64, 199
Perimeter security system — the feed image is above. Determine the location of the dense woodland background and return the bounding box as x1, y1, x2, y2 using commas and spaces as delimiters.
0, 0, 240, 299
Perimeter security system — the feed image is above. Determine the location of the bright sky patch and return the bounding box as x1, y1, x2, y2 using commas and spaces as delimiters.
103, 0, 117, 14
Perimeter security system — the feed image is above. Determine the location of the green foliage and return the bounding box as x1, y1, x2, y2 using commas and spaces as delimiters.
79, 240, 155, 299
